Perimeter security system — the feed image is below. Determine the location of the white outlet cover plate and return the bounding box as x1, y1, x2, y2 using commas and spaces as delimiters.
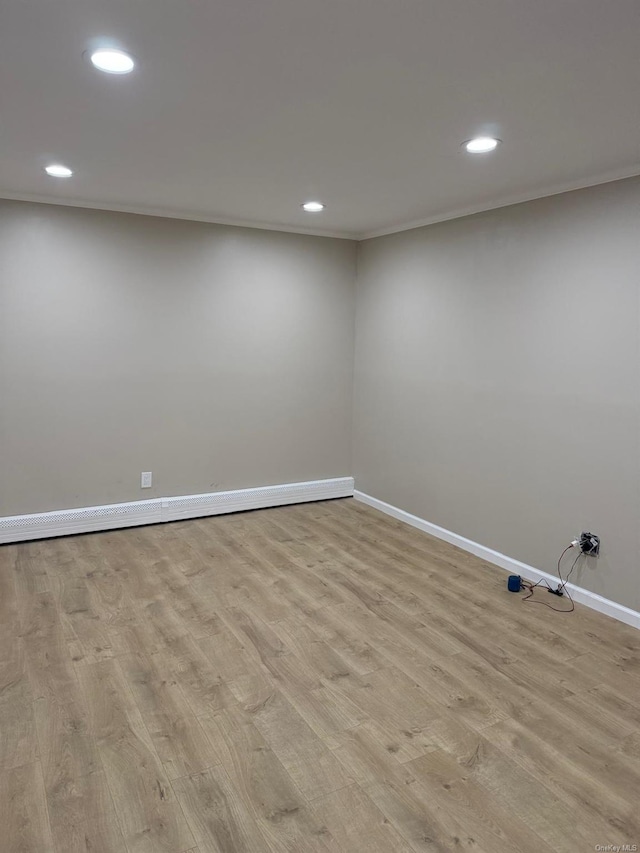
141, 472, 153, 488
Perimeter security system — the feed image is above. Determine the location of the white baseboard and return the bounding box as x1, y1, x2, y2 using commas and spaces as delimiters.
0, 477, 354, 544
354, 490, 640, 632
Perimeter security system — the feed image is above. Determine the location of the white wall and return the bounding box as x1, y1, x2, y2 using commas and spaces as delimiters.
0, 201, 356, 515
353, 177, 640, 611
3, 178, 640, 614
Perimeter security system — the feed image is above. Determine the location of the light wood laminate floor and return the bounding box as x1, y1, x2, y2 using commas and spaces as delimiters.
1, 497, 640, 853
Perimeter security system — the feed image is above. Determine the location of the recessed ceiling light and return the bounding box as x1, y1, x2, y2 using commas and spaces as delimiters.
301, 201, 325, 213
464, 137, 500, 154
45, 164, 73, 178
90, 48, 135, 75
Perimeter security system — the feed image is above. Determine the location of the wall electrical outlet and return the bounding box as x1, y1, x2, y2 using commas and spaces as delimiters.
579, 531, 600, 557
141, 471, 153, 489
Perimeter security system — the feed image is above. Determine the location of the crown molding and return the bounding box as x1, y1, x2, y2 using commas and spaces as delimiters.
358, 166, 640, 240
2, 166, 639, 243
0, 191, 358, 241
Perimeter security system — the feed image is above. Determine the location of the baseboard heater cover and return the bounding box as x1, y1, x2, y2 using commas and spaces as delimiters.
353, 489, 640, 632
0, 477, 354, 544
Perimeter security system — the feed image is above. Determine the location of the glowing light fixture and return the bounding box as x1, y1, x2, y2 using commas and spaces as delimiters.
45, 164, 73, 177
90, 48, 135, 74
464, 136, 500, 154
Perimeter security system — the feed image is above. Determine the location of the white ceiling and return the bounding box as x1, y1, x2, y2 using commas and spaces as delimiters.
1, 0, 639, 239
